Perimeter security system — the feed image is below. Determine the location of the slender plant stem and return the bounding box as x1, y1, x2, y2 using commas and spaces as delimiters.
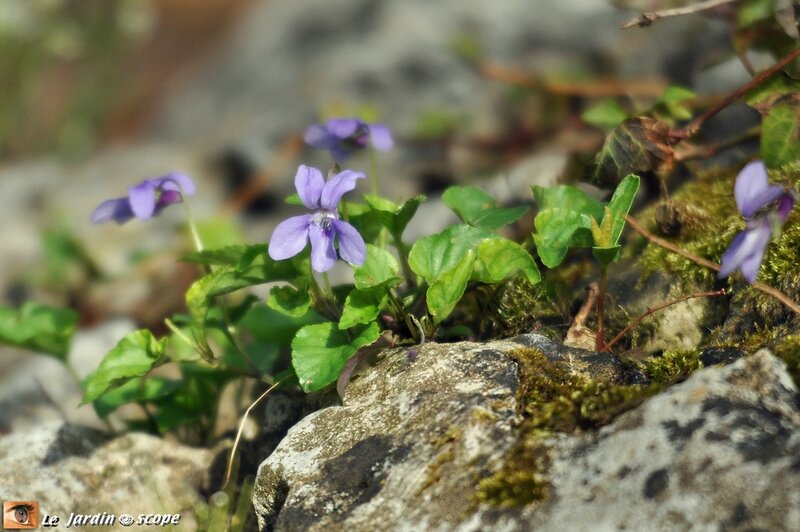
394, 236, 416, 289
672, 47, 800, 140
603, 289, 727, 352
674, 125, 761, 162
181, 198, 257, 369
223, 373, 295, 488
596, 268, 608, 351
625, 215, 800, 315
622, 0, 737, 29
368, 146, 380, 196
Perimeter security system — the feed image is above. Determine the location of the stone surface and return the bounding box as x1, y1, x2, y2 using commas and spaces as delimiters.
253, 341, 800, 531
0, 319, 137, 433
0, 421, 212, 531
252, 334, 637, 530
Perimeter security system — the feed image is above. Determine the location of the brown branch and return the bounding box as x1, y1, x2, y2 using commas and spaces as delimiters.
626, 215, 800, 315
603, 289, 726, 351
671, 47, 800, 140
478, 62, 667, 97
622, 0, 737, 29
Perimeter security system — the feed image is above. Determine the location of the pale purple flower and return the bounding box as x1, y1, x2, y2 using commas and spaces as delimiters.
92, 172, 196, 224
269, 165, 367, 272
304, 118, 393, 161
719, 161, 796, 284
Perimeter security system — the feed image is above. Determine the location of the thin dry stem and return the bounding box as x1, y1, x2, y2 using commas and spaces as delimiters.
625, 215, 800, 316
603, 289, 726, 351
622, 0, 737, 29
223, 373, 295, 488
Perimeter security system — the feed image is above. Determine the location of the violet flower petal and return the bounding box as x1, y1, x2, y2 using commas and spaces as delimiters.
368, 124, 394, 151
155, 172, 196, 196
777, 194, 796, 222
327, 118, 361, 139
155, 189, 183, 212
295, 165, 325, 210
268, 214, 312, 260
319, 170, 365, 211
308, 222, 337, 272
718, 220, 771, 283
91, 197, 134, 224
128, 181, 158, 219
735, 161, 775, 218
332, 219, 366, 266
304, 124, 337, 149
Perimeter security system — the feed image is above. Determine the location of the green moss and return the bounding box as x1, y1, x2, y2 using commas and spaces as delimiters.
418, 425, 462, 494
480, 277, 567, 341
640, 349, 702, 384
638, 167, 741, 288
770, 334, 800, 387
475, 348, 661, 507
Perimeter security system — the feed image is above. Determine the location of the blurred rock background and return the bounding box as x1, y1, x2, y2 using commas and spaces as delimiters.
0, 0, 748, 431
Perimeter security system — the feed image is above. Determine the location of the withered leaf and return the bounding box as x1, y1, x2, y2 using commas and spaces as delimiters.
594, 117, 674, 183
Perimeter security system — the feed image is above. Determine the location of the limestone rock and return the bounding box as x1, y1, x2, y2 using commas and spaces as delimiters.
253, 339, 799, 531
252, 334, 636, 530
0, 422, 212, 531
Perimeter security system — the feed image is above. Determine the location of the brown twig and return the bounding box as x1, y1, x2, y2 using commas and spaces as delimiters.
625, 215, 800, 315
478, 62, 667, 97
673, 125, 761, 162
622, 0, 737, 29
603, 289, 727, 351
671, 47, 800, 140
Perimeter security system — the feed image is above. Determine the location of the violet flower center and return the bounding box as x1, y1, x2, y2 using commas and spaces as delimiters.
312, 210, 338, 232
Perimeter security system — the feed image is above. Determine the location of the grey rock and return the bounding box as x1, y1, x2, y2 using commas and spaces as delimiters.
508, 349, 800, 532
0, 319, 137, 433
252, 334, 635, 531
0, 422, 211, 531
253, 340, 799, 531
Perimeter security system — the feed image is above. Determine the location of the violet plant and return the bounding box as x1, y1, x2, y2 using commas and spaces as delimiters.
718, 160, 796, 284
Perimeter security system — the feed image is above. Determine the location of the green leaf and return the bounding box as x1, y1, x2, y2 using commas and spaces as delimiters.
92, 376, 180, 418
427, 250, 475, 323
654, 86, 696, 121
746, 75, 799, 107
81, 330, 167, 404
533, 209, 593, 268
0, 302, 78, 360
582, 99, 628, 130
606, 174, 640, 244
195, 216, 245, 249
759, 95, 800, 169
339, 286, 388, 329
532, 185, 605, 221
354, 245, 402, 289
408, 224, 489, 283
592, 245, 622, 269
268, 284, 312, 318
442, 186, 529, 230
472, 238, 540, 285
291, 322, 381, 392
185, 250, 307, 359
363, 195, 427, 238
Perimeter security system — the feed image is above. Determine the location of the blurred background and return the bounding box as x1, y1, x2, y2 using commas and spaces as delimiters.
0, 0, 751, 429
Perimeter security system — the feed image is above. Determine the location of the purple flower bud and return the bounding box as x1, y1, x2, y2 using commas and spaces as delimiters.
91, 172, 196, 225
268, 165, 367, 273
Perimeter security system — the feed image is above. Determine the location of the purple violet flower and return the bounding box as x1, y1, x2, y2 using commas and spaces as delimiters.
92, 172, 196, 225
268, 165, 367, 272
304, 118, 393, 161
718, 161, 796, 284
